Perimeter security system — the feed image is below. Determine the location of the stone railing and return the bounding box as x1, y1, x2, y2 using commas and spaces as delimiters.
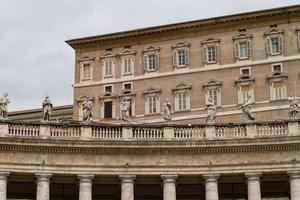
0, 120, 299, 141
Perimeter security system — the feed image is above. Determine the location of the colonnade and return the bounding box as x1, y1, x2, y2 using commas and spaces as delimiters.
0, 171, 299, 200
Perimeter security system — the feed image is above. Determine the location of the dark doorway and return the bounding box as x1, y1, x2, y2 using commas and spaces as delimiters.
104, 101, 113, 118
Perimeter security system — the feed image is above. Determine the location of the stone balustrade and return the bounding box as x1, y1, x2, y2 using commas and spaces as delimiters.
0, 119, 299, 140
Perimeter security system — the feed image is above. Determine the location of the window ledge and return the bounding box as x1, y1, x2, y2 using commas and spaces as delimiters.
122, 72, 133, 76
81, 78, 92, 82
174, 109, 191, 113
104, 75, 114, 78
144, 113, 161, 116
270, 98, 288, 102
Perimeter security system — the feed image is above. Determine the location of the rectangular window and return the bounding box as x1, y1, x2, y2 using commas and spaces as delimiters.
123, 57, 132, 74
148, 96, 157, 114
272, 64, 282, 72
207, 46, 217, 63
148, 54, 156, 71
208, 89, 218, 106
239, 42, 249, 58
178, 93, 187, 110
83, 64, 91, 80
104, 85, 112, 93
240, 85, 251, 103
273, 81, 284, 100
271, 37, 280, 54
123, 83, 132, 90
104, 60, 113, 76
104, 101, 113, 118
177, 49, 187, 66
240, 67, 250, 75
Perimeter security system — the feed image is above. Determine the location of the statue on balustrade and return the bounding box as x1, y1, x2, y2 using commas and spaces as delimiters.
120, 97, 132, 123
42, 95, 53, 121
241, 95, 255, 121
288, 96, 299, 119
162, 98, 172, 124
206, 98, 217, 124
81, 97, 93, 122
0, 93, 10, 120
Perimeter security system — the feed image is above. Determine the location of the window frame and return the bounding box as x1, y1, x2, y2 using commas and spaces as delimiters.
172, 42, 190, 68
78, 57, 95, 82
142, 47, 160, 72
235, 75, 255, 105
240, 67, 251, 76
123, 82, 133, 91
203, 79, 223, 107
232, 33, 252, 61
143, 87, 161, 115
104, 84, 113, 94
201, 38, 220, 65
271, 63, 283, 73
264, 29, 284, 56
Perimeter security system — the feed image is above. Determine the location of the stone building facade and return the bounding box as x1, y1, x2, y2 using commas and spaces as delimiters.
67, 5, 300, 124
0, 5, 299, 200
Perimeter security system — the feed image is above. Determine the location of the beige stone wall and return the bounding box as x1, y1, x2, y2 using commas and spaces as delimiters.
72, 14, 300, 122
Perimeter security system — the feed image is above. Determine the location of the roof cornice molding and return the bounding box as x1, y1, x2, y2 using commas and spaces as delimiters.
66, 5, 300, 48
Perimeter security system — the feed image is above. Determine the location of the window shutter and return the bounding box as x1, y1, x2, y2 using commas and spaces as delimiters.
185, 48, 189, 65
266, 38, 271, 55
279, 35, 283, 53
173, 50, 178, 67
143, 54, 148, 71
247, 40, 251, 58
234, 41, 239, 59
215, 45, 219, 62
155, 53, 159, 69
298, 32, 300, 50
203, 46, 207, 63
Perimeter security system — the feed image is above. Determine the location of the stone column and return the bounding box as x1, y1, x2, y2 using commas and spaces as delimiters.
78, 175, 94, 200
161, 175, 177, 200
203, 174, 219, 200
36, 173, 52, 200
245, 173, 261, 200
120, 175, 136, 200
0, 172, 9, 200
288, 171, 300, 200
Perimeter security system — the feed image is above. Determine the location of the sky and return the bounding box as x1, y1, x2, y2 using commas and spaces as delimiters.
0, 0, 300, 111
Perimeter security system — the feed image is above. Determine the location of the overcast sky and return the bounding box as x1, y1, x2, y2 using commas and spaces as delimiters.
0, 0, 300, 111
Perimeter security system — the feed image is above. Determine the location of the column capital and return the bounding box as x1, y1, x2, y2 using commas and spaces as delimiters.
0, 172, 9, 180
245, 172, 262, 181
203, 174, 219, 183
161, 175, 177, 183
287, 171, 300, 179
35, 173, 52, 182
119, 175, 136, 183
78, 174, 94, 183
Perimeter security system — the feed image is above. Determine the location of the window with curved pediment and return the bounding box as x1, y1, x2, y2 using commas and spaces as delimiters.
203, 79, 222, 106
78, 56, 95, 82
235, 75, 255, 104
233, 33, 252, 61
172, 83, 192, 111
118, 48, 136, 76
143, 86, 161, 114
264, 29, 284, 56
142, 46, 160, 72
267, 71, 288, 101
100, 52, 115, 78
172, 42, 190, 68
201, 38, 220, 64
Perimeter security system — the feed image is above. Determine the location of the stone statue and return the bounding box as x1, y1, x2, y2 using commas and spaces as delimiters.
162, 98, 172, 123
81, 97, 93, 122
42, 95, 53, 121
206, 98, 217, 124
241, 95, 255, 121
288, 96, 299, 119
120, 97, 132, 123
0, 93, 10, 120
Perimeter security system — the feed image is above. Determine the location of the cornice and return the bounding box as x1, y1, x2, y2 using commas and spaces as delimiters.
66, 5, 300, 49
0, 136, 299, 155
